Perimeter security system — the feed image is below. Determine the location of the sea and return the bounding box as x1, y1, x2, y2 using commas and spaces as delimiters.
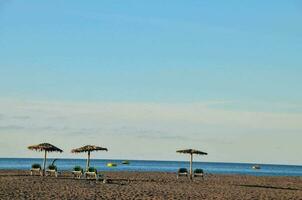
0, 158, 301, 177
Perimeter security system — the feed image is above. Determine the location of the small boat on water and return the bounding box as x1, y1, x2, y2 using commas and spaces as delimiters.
252, 165, 261, 170
107, 163, 117, 167
122, 160, 130, 165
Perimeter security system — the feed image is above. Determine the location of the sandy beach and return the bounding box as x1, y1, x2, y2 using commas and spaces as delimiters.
0, 170, 301, 200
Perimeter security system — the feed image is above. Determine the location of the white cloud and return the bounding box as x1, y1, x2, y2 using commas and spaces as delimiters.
0, 99, 301, 165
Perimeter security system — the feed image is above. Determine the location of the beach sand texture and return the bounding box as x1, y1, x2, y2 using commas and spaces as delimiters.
0, 170, 301, 200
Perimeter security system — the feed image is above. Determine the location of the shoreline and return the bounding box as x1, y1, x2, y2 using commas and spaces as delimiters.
0, 169, 301, 178
1, 157, 301, 167
1, 170, 301, 199
1, 158, 302, 177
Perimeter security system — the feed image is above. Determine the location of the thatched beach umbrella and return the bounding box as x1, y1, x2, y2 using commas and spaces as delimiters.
28, 143, 63, 176
177, 149, 208, 180
71, 145, 108, 170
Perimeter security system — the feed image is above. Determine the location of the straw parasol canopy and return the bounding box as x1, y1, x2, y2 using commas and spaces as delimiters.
177, 149, 208, 180
71, 145, 108, 170
28, 143, 63, 176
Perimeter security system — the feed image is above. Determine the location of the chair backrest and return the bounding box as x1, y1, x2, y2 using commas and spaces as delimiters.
87, 167, 97, 173
178, 168, 188, 173
194, 169, 204, 174
73, 166, 83, 172
31, 163, 41, 169
48, 165, 57, 171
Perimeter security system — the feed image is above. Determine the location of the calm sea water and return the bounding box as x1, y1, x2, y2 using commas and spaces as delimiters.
0, 158, 301, 177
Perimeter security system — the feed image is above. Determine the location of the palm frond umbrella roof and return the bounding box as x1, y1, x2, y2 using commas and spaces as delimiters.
27, 143, 63, 176
71, 145, 108, 170
176, 149, 208, 155
71, 145, 108, 153
176, 148, 207, 180
28, 143, 63, 152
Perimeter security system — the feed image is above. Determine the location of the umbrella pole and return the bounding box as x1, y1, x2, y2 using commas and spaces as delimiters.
86, 151, 91, 170
190, 153, 193, 180
43, 150, 47, 176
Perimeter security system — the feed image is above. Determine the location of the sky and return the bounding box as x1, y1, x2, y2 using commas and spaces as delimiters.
0, 0, 301, 165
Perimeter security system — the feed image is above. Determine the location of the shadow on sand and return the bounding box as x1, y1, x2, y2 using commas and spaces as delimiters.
236, 184, 301, 191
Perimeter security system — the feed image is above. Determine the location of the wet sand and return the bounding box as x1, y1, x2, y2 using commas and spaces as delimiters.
0, 170, 301, 200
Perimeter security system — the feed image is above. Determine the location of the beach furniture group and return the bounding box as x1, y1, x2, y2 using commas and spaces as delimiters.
31, 163, 104, 181
30, 163, 58, 177
28, 143, 108, 181
177, 168, 205, 180
28, 143, 208, 182
28, 143, 63, 176
176, 149, 207, 180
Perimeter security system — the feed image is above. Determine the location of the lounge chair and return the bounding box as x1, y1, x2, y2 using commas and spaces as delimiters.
46, 165, 58, 177
30, 163, 42, 176
72, 166, 83, 179
193, 168, 204, 179
85, 167, 98, 180
177, 168, 188, 179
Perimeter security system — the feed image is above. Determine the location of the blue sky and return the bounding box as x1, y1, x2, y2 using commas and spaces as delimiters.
0, 1, 301, 164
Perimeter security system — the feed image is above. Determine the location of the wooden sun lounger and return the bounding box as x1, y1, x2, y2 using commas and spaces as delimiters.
30, 168, 42, 176
72, 171, 83, 179
85, 171, 98, 180
193, 169, 204, 179
46, 169, 58, 177
84, 171, 107, 183
177, 168, 188, 179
